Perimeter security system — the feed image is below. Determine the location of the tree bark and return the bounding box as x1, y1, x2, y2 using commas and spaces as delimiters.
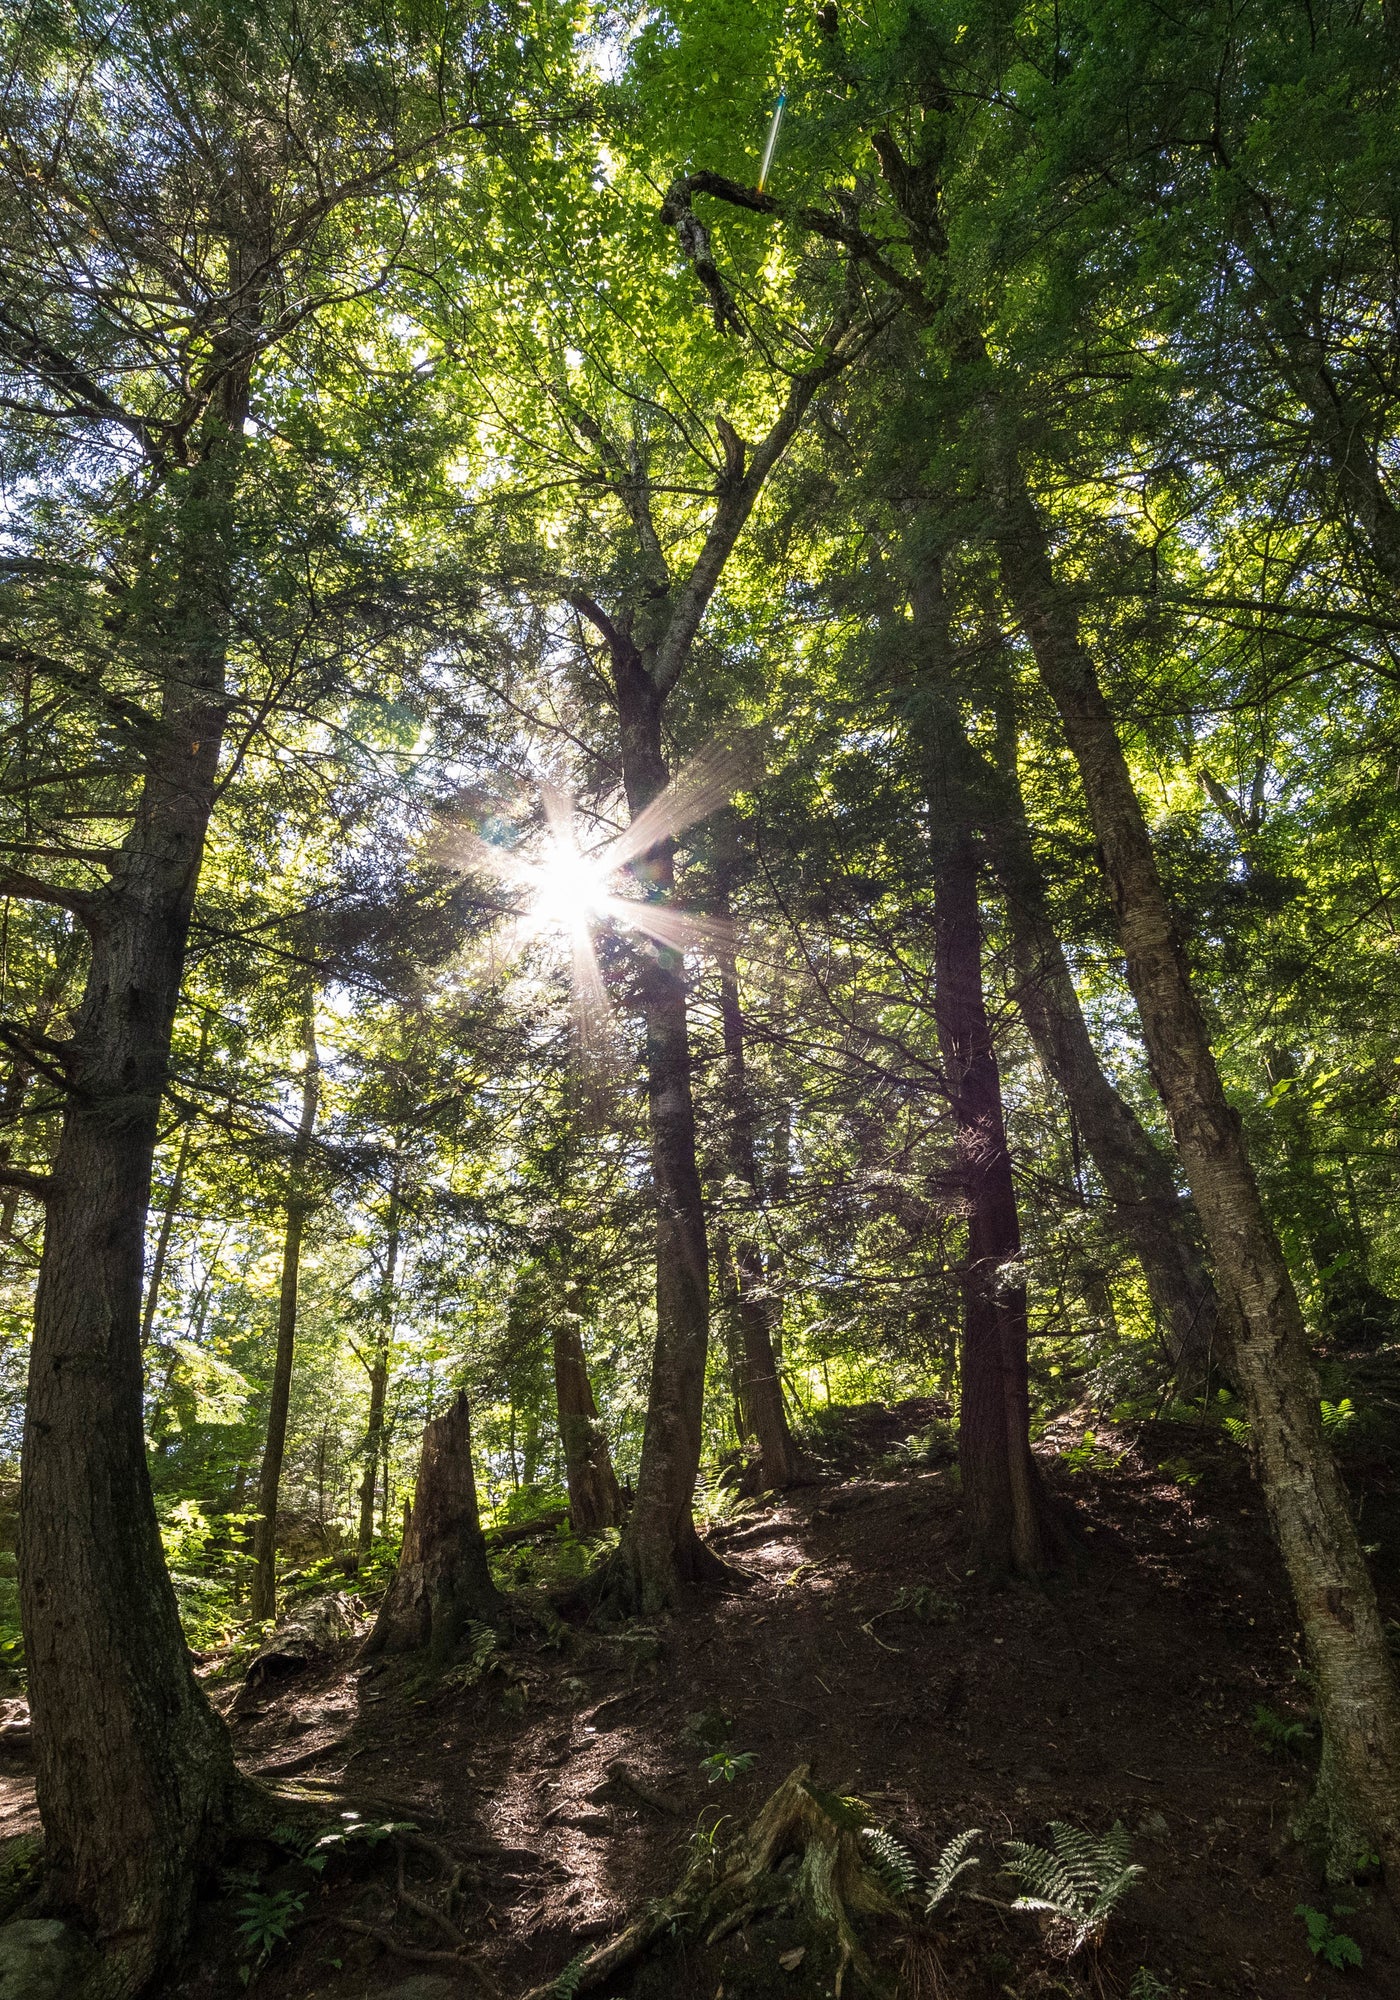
357, 1160, 400, 1559
992, 447, 1400, 1881
251, 993, 320, 1622
932, 825, 1050, 1572
19, 448, 244, 1993
363, 1389, 500, 1664
600, 660, 722, 1611
553, 1293, 623, 1535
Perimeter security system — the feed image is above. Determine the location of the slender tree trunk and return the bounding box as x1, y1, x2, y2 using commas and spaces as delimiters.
712, 1217, 753, 1439
139, 1009, 213, 1349
357, 1161, 400, 1559
19, 445, 246, 1991
932, 827, 1050, 1572
600, 659, 721, 1611
553, 1278, 623, 1533
713, 874, 804, 1490
250, 994, 320, 1622
992, 448, 1400, 1880
982, 701, 1218, 1384
363, 1389, 500, 1664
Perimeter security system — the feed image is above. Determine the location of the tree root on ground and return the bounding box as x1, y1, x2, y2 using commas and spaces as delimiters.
518, 1763, 902, 2000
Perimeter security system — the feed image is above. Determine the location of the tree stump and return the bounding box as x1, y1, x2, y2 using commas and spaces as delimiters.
362, 1390, 501, 1663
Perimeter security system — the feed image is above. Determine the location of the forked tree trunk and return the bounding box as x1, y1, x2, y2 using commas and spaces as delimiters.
993, 451, 1400, 1880
713, 882, 804, 1490
982, 702, 1219, 1385
250, 994, 320, 1622
19, 450, 245, 1992
932, 828, 1051, 1573
599, 661, 723, 1611
902, 576, 1217, 1385
357, 1162, 400, 1559
553, 1296, 623, 1534
363, 1389, 501, 1663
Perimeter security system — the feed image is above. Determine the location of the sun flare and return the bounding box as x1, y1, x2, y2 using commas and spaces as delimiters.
527, 837, 612, 936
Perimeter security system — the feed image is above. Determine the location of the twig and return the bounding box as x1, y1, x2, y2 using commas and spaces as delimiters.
860, 1621, 903, 1655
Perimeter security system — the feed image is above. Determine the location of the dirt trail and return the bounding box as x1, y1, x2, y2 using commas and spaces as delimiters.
75, 1407, 1400, 1994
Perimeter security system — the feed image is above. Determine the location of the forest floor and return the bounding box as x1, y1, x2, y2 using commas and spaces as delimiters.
7, 1399, 1400, 1999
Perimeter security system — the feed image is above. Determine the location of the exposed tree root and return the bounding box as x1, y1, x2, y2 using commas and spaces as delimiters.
517, 1763, 902, 2000
336, 1916, 497, 1988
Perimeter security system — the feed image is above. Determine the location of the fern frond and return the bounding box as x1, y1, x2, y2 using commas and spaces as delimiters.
861, 1825, 919, 1901
925, 1826, 982, 1912
552, 1947, 589, 1999
1003, 1822, 1143, 1956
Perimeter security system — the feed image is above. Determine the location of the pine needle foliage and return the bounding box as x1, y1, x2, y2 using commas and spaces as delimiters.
1002, 1822, 1143, 1956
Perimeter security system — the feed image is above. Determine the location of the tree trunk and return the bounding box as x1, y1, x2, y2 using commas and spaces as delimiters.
363, 1389, 500, 1664
901, 570, 1217, 1385
357, 1161, 400, 1559
711, 1217, 753, 1441
993, 449, 1400, 1880
982, 700, 1219, 1385
713, 874, 804, 1490
553, 1295, 623, 1534
251, 994, 320, 1622
600, 659, 722, 1612
139, 1009, 212, 1350
19, 449, 244, 1992
932, 827, 1050, 1573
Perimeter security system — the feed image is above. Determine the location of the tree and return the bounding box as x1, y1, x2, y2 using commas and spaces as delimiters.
0, 0, 539, 1980
250, 989, 320, 1622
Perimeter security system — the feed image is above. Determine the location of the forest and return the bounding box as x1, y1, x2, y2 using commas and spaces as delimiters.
0, 0, 1399, 1995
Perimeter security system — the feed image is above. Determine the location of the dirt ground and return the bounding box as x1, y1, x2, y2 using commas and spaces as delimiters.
8, 1401, 1400, 1998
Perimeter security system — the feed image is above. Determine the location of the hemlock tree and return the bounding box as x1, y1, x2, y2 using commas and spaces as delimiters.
0, 0, 550, 1982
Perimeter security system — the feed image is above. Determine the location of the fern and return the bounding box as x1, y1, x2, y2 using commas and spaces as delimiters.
924, 1826, 982, 1912
441, 1621, 501, 1691
1129, 1972, 1178, 1999
1003, 1821, 1143, 1956
861, 1825, 919, 1901
552, 1947, 590, 1998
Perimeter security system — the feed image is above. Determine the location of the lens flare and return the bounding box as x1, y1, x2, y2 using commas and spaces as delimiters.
434, 733, 760, 1047
528, 836, 611, 937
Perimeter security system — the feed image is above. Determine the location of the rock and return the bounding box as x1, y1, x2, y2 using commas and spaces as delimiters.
0, 1918, 92, 1998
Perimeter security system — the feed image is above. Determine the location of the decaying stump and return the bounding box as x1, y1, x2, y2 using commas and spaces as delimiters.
518, 1764, 901, 2000
362, 1389, 501, 1663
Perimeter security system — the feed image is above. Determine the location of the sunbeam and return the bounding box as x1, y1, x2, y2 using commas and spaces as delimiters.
435, 733, 757, 1036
